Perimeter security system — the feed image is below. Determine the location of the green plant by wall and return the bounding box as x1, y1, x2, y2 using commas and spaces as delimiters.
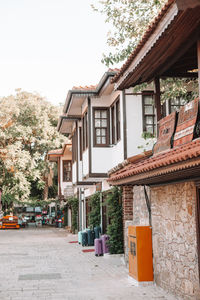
106, 187, 123, 254
67, 196, 78, 233
63, 205, 68, 227
88, 192, 101, 228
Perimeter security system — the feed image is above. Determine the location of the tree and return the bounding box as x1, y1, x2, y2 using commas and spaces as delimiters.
106, 187, 123, 254
0, 89, 65, 209
88, 192, 101, 228
91, 0, 166, 66
67, 196, 79, 233
91, 0, 198, 102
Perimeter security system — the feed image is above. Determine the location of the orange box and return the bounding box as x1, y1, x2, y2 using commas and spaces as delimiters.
128, 226, 153, 282
0, 215, 20, 229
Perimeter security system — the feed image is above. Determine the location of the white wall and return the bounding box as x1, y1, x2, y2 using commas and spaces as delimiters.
90, 91, 125, 174
126, 94, 154, 158
84, 186, 96, 198
82, 149, 89, 177
72, 162, 77, 184
68, 208, 72, 227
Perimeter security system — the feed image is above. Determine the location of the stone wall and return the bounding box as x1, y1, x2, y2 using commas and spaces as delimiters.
133, 185, 150, 226
151, 182, 199, 300
124, 220, 133, 266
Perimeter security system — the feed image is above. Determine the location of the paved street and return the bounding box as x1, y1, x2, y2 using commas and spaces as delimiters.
0, 228, 180, 300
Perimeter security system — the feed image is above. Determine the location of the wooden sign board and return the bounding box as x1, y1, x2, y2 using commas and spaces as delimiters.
153, 111, 177, 155
64, 186, 74, 199
173, 98, 199, 147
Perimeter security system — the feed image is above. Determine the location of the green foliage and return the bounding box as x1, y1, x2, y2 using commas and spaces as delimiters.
92, 1, 199, 100
88, 192, 101, 228
63, 205, 68, 227
68, 196, 79, 233
91, 0, 166, 66
105, 187, 123, 254
1, 192, 16, 215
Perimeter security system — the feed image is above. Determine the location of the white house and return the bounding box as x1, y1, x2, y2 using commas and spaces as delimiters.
57, 69, 167, 232
47, 142, 73, 230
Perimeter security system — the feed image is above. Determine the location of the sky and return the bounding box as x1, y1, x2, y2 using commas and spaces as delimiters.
0, 0, 114, 106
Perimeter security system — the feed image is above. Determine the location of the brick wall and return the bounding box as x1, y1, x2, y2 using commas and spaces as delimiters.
122, 185, 133, 264
122, 185, 133, 223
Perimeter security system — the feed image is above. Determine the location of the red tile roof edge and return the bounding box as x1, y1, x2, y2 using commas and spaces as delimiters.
72, 69, 120, 92
108, 138, 200, 182
48, 149, 63, 156
112, 0, 175, 84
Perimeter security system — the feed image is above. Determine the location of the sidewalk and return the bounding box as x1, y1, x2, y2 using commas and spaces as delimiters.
0, 228, 180, 300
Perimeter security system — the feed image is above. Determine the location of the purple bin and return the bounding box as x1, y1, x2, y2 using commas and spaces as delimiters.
101, 235, 109, 254
95, 238, 103, 256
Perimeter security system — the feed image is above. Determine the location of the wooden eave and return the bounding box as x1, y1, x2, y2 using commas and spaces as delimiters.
115, 3, 200, 90
109, 156, 200, 186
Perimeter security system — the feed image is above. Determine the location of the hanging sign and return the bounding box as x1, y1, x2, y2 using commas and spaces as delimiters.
173, 98, 199, 147
153, 111, 177, 155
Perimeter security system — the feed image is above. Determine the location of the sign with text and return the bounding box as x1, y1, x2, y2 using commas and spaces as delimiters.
173, 98, 199, 147
153, 111, 177, 155
64, 186, 74, 199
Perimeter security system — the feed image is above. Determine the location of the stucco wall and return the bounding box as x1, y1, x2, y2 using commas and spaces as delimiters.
151, 182, 199, 299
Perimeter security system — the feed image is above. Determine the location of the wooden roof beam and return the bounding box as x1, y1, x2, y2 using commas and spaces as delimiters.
176, 0, 200, 10
162, 72, 198, 78
198, 39, 200, 97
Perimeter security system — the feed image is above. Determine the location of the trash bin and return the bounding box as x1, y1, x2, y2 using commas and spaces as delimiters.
95, 238, 103, 256
87, 229, 95, 246
101, 235, 109, 254
81, 231, 88, 246
94, 226, 101, 239
78, 231, 82, 244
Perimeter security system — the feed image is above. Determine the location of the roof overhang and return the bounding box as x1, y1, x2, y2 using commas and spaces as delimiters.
63, 71, 117, 116
57, 115, 81, 134
113, 0, 200, 90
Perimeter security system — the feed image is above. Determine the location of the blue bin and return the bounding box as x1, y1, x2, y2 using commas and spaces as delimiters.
94, 226, 101, 239
86, 229, 95, 246
78, 231, 82, 244
81, 231, 88, 246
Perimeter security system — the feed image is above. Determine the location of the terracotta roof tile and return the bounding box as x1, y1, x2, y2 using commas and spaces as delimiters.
112, 0, 175, 83
108, 68, 120, 73
108, 138, 200, 182
48, 148, 63, 156
72, 85, 97, 91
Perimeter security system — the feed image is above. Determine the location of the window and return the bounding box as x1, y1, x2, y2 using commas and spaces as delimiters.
116, 99, 121, 141
111, 105, 115, 144
111, 97, 121, 144
79, 127, 82, 161
63, 160, 72, 182
82, 111, 88, 151
93, 108, 109, 146
169, 98, 186, 114
142, 93, 156, 135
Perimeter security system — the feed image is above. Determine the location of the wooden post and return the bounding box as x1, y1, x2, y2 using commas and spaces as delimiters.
198, 40, 200, 98
58, 157, 61, 198
154, 77, 162, 122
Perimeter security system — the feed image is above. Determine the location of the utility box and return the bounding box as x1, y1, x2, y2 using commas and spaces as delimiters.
128, 226, 153, 282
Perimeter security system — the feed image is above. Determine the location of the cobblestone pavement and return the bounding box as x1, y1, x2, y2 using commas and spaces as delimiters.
0, 228, 181, 300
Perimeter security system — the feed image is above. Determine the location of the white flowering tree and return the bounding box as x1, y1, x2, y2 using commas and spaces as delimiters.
0, 89, 65, 211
